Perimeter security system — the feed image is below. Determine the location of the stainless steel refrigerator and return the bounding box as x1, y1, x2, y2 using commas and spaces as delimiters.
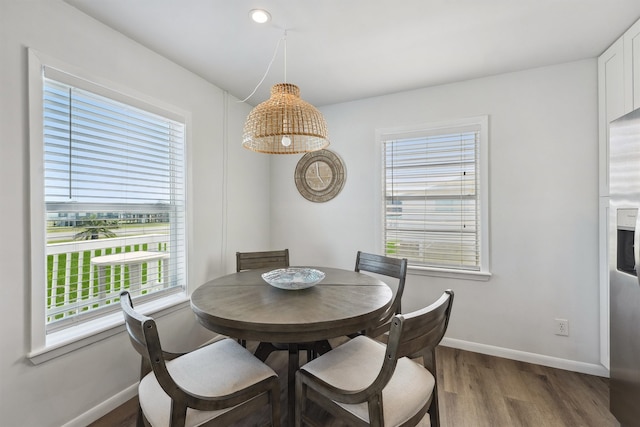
610, 106, 640, 425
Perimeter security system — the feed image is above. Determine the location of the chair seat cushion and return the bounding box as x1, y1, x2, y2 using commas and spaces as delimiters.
139, 338, 277, 427
300, 335, 435, 426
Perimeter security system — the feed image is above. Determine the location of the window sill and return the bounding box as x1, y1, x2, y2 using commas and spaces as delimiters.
28, 293, 190, 365
408, 265, 492, 281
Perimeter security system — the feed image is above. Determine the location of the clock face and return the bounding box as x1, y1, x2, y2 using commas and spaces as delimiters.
295, 150, 346, 202
304, 160, 333, 191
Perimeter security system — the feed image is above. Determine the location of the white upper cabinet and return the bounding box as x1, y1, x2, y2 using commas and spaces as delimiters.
599, 17, 640, 197
624, 19, 640, 112
598, 38, 624, 197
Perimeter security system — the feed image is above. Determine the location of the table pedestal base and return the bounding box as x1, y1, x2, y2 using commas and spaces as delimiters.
254, 340, 332, 425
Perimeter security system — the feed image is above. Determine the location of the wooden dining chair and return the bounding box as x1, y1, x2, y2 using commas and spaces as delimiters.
235, 249, 290, 348
295, 290, 454, 427
354, 251, 408, 338
236, 249, 290, 272
120, 291, 281, 427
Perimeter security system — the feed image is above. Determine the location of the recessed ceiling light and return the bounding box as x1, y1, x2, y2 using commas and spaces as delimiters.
250, 9, 271, 24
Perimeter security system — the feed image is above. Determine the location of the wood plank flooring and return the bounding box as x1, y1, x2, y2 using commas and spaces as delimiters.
90, 342, 619, 427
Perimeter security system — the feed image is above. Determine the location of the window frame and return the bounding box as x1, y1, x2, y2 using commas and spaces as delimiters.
27, 49, 191, 363
376, 116, 491, 281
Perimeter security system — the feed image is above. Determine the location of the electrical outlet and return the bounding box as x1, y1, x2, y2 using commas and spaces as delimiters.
555, 318, 569, 336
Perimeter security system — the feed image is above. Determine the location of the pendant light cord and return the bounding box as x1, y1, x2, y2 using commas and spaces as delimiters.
239, 30, 288, 103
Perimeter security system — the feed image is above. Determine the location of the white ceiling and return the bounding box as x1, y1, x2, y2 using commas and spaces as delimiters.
64, 0, 640, 107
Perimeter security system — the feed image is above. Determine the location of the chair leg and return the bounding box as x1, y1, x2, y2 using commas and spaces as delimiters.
270, 378, 282, 427
288, 344, 300, 424
295, 373, 305, 427
367, 394, 384, 427
136, 405, 145, 427
429, 389, 440, 427
430, 407, 439, 427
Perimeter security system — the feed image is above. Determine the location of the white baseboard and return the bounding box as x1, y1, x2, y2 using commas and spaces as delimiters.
62, 383, 138, 427
441, 337, 610, 378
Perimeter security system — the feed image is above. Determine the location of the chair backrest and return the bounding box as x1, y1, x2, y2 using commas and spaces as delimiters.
387, 290, 454, 364
376, 290, 454, 392
344, 290, 454, 406
355, 251, 408, 321
120, 291, 179, 398
236, 249, 290, 272
373, 290, 454, 427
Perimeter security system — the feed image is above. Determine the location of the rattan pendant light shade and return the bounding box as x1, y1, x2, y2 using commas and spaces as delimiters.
242, 83, 330, 154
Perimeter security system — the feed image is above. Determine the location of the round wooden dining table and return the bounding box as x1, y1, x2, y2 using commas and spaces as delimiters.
190, 266, 392, 425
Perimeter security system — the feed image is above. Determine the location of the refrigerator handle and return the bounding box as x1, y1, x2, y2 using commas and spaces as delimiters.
633, 214, 640, 285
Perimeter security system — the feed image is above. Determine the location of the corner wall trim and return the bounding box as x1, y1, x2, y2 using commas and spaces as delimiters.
441, 337, 610, 378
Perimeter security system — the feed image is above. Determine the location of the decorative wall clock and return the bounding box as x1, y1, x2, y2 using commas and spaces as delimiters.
294, 149, 346, 202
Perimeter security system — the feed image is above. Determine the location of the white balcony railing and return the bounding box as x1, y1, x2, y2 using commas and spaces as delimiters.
46, 234, 169, 327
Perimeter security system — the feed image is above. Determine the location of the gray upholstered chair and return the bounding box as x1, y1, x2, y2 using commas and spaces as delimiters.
295, 290, 454, 427
354, 251, 408, 338
236, 249, 289, 272
120, 291, 281, 427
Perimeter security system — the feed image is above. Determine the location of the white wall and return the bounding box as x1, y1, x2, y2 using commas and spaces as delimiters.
271, 60, 603, 373
0, 1, 269, 426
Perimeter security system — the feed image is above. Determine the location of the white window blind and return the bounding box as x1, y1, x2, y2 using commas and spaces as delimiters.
382, 119, 487, 272
42, 71, 186, 331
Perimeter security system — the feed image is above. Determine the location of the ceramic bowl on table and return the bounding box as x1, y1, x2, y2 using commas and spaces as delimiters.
261, 267, 325, 290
